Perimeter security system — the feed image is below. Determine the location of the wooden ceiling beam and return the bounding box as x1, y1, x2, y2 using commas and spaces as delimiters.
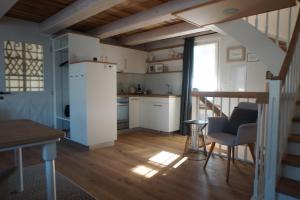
175, 0, 296, 28
40, 0, 125, 34
120, 22, 210, 46
0, 0, 18, 18
89, 0, 217, 39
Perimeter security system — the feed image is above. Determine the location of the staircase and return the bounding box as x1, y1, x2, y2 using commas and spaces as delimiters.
211, 5, 300, 75
276, 100, 300, 199
252, 5, 300, 200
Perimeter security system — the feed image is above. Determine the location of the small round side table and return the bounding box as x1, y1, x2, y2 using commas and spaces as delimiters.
183, 120, 208, 161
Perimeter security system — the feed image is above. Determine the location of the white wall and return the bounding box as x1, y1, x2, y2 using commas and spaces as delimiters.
0, 17, 53, 126
217, 34, 268, 92
144, 33, 268, 93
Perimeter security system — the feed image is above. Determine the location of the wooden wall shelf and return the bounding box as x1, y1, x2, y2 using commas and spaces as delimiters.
117, 72, 145, 75
146, 71, 182, 74
146, 58, 182, 63
147, 44, 184, 52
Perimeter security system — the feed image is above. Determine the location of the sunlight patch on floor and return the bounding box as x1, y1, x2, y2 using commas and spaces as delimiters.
172, 157, 188, 168
148, 151, 180, 166
131, 165, 158, 178
131, 151, 182, 178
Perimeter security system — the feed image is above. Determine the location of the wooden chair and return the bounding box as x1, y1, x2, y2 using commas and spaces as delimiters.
203, 102, 257, 183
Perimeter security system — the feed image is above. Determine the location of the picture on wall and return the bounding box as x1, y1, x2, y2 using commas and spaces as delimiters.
227, 46, 246, 62
247, 52, 259, 62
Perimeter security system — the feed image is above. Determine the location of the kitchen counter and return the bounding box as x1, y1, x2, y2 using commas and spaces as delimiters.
117, 94, 181, 98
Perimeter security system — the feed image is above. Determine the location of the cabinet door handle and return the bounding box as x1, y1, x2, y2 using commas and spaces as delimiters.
153, 104, 162, 107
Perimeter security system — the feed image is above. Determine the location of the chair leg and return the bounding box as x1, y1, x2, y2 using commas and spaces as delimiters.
232, 146, 235, 163
226, 146, 232, 183
248, 143, 256, 164
203, 142, 215, 169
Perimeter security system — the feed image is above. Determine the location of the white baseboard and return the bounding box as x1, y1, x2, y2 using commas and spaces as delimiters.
88, 141, 115, 150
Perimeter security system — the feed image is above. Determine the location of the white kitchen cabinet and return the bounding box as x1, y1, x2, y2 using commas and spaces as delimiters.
124, 48, 147, 73
100, 44, 126, 72
100, 43, 147, 73
129, 97, 141, 128
139, 97, 180, 132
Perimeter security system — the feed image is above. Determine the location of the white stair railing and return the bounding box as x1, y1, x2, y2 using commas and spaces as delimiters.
244, 4, 299, 50
252, 7, 300, 199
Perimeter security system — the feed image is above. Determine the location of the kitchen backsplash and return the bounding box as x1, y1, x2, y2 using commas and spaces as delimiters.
117, 73, 145, 93
117, 73, 182, 95
144, 73, 182, 95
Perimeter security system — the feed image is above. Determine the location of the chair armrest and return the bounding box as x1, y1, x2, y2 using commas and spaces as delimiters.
207, 117, 228, 134
235, 123, 257, 145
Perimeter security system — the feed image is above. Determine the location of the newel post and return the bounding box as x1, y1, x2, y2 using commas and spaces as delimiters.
264, 80, 281, 200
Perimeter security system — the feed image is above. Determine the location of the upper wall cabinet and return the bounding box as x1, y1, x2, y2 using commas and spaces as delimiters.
100, 43, 147, 74
65, 33, 100, 63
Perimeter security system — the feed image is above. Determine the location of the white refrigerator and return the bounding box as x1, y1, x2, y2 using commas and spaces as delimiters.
69, 61, 117, 148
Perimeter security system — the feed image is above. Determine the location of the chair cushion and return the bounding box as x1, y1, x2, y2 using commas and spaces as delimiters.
223, 107, 258, 135
207, 132, 236, 146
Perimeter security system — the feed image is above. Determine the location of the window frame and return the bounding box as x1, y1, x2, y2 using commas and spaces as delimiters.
3, 40, 45, 92
193, 37, 220, 91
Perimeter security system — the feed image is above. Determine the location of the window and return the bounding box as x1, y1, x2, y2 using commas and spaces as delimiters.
193, 42, 218, 91
4, 40, 44, 92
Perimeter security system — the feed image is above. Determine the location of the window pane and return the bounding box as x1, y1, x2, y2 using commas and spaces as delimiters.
193, 43, 218, 91
4, 40, 44, 92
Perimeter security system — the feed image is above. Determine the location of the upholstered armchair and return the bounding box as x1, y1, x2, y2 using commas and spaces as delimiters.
203, 102, 258, 183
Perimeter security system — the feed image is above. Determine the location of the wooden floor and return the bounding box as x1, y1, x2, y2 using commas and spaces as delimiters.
0, 130, 254, 200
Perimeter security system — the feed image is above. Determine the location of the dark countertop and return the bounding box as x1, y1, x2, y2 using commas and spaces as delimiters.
117, 94, 181, 98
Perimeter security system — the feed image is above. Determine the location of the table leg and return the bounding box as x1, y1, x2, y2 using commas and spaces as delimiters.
191, 129, 199, 151
14, 148, 23, 192
42, 143, 57, 200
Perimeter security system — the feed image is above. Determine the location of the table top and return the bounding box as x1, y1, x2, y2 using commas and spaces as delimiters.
184, 120, 208, 125
0, 120, 65, 150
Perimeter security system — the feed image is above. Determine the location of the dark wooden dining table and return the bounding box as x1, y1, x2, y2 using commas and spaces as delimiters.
0, 119, 64, 200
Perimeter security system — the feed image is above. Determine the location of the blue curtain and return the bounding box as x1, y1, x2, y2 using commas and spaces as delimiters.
180, 37, 195, 134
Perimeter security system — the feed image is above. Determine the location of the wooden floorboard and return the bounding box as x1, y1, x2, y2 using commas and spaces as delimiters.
0, 130, 254, 200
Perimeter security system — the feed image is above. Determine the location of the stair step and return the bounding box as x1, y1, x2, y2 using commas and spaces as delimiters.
277, 178, 300, 199
289, 135, 300, 143
277, 193, 299, 200
293, 116, 300, 123
288, 142, 300, 156
291, 123, 300, 135
295, 105, 300, 116
283, 164, 300, 182
282, 154, 300, 167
